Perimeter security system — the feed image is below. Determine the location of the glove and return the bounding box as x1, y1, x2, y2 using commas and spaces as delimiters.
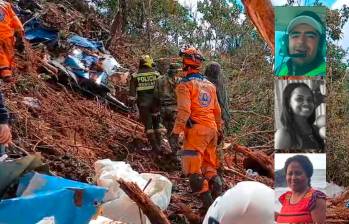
0, 124, 12, 145
217, 129, 223, 145
169, 133, 180, 151
15, 33, 25, 53
127, 96, 137, 112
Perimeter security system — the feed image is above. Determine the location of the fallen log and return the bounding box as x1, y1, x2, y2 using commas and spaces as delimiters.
231, 144, 274, 179
117, 179, 170, 224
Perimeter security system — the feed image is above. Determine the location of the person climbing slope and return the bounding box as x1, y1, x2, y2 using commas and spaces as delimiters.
0, 0, 25, 83
129, 55, 167, 152
154, 62, 182, 154
170, 46, 223, 209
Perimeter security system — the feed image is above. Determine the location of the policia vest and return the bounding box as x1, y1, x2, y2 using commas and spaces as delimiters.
277, 61, 326, 77
132, 71, 160, 92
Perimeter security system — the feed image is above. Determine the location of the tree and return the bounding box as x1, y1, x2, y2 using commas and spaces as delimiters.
107, 0, 127, 47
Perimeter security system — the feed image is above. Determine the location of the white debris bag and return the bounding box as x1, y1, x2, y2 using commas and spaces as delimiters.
203, 181, 274, 224
94, 159, 172, 224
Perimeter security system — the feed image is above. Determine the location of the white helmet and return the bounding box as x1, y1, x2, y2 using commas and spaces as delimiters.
203, 181, 274, 224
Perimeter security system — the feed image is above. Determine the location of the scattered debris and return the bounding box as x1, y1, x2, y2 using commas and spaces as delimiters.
23, 97, 41, 110
326, 189, 349, 222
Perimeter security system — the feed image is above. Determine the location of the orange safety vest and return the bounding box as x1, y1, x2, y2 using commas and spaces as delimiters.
0, 1, 24, 39
172, 73, 221, 134
277, 188, 326, 223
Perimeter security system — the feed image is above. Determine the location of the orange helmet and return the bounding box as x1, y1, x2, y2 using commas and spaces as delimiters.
179, 47, 205, 68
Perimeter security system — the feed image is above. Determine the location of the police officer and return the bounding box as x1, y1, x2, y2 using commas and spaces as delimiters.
129, 55, 163, 152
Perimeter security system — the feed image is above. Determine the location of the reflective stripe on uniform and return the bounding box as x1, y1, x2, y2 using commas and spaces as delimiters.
132, 71, 159, 91
180, 73, 206, 82
179, 150, 199, 157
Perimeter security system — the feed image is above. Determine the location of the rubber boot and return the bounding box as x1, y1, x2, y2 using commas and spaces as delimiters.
209, 175, 223, 199
155, 129, 172, 154
200, 191, 214, 210
146, 132, 161, 152
0, 75, 16, 83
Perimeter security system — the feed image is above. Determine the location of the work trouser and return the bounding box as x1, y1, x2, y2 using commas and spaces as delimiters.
137, 96, 164, 151
0, 37, 15, 78
137, 96, 160, 132
181, 124, 218, 194
160, 106, 176, 138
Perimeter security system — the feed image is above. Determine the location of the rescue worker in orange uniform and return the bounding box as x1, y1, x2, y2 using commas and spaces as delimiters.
0, 0, 24, 83
170, 47, 223, 209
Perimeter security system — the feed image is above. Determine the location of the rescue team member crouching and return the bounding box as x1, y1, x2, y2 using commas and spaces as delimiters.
0, 0, 25, 83
170, 47, 223, 209
129, 55, 167, 152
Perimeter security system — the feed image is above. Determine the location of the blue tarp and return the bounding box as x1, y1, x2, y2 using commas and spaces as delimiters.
67, 35, 105, 51
64, 49, 108, 85
24, 19, 59, 44
0, 172, 106, 224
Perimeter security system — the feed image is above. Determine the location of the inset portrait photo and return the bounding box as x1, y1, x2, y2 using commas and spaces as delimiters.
275, 153, 327, 223
274, 6, 326, 77
274, 80, 326, 152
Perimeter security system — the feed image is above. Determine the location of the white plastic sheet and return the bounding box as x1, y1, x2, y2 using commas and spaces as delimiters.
324, 182, 345, 198
36, 217, 55, 224
94, 159, 172, 224
89, 216, 124, 224
101, 55, 122, 76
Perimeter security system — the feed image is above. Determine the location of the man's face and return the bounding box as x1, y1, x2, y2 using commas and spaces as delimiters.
288, 23, 320, 66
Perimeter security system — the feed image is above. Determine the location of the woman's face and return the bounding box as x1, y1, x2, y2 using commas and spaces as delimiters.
286, 161, 309, 192
289, 87, 314, 118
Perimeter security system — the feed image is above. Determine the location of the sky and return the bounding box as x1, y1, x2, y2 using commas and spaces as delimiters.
275, 153, 326, 170
177, 0, 349, 54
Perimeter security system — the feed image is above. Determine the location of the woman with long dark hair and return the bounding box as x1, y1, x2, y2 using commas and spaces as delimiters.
275, 82, 324, 150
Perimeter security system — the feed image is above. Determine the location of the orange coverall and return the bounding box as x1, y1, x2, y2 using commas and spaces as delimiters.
172, 73, 221, 194
0, 1, 24, 78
